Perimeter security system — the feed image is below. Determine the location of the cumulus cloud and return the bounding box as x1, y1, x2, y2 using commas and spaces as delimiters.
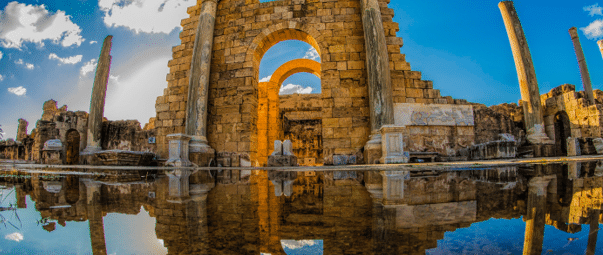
4, 232, 23, 242
0, 2, 84, 49
279, 84, 313, 95
259, 75, 271, 82
303, 48, 320, 61
581, 19, 603, 39
585, 3, 603, 16
0, 74, 4, 81
99, 0, 192, 34
8, 86, 26, 96
281, 240, 317, 250
15, 59, 34, 69
80, 58, 97, 76
49, 53, 82, 65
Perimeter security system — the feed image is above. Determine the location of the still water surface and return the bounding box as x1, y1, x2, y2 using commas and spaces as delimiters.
0, 162, 602, 254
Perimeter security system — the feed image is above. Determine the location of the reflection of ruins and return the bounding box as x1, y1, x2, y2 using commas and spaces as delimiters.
2, 162, 603, 254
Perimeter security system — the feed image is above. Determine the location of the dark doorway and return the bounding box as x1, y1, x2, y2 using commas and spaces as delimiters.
554, 111, 571, 156
65, 129, 80, 165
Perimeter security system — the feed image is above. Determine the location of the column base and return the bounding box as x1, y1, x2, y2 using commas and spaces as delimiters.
526, 124, 554, 145
364, 133, 382, 164
166, 134, 192, 167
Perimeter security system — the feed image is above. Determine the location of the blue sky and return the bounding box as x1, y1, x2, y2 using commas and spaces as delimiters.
1, 0, 603, 139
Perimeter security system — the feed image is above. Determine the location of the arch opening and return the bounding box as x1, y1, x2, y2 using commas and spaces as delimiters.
65, 129, 80, 165
554, 111, 571, 156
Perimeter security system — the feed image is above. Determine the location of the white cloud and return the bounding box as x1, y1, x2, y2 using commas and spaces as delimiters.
281, 240, 317, 250
303, 48, 320, 61
0, 51, 3, 60
585, 3, 603, 16
48, 53, 82, 65
15, 59, 34, 69
4, 232, 23, 242
279, 84, 313, 95
90, 41, 98, 44
0, 2, 84, 49
80, 58, 97, 76
581, 19, 603, 39
99, 0, 192, 34
8, 86, 26, 96
259, 75, 271, 82
0, 74, 4, 81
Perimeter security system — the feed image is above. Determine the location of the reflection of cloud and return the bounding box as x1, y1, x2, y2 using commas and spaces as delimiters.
279, 84, 313, 95
49, 53, 83, 65
8, 86, 26, 96
259, 75, 271, 82
303, 47, 320, 61
80, 59, 97, 76
0, 2, 84, 49
99, 0, 192, 34
281, 240, 316, 249
4, 232, 23, 242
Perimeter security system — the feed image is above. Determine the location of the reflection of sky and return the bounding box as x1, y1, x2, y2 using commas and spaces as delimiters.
0, 188, 167, 255
428, 218, 603, 254
282, 239, 323, 255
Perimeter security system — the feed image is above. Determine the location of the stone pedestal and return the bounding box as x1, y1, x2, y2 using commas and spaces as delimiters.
166, 134, 192, 167
267, 139, 297, 167
380, 171, 409, 204
379, 125, 409, 164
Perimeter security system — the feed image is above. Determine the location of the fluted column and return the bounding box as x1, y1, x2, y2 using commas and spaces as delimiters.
185, 0, 218, 153
360, 0, 395, 154
523, 177, 550, 255
569, 27, 595, 105
499, 2, 551, 144
84, 36, 113, 153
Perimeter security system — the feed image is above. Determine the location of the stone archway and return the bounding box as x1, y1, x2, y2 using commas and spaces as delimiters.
65, 129, 80, 165
257, 59, 321, 165
554, 111, 571, 156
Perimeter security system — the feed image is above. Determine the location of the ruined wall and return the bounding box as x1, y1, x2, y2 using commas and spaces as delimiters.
155, 0, 457, 164
472, 103, 523, 144
280, 94, 323, 165
101, 120, 157, 153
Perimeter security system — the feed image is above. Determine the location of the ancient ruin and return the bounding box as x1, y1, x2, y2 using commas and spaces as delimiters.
2, 0, 603, 167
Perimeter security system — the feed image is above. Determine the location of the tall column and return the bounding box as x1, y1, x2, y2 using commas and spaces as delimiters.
499, 2, 551, 144
522, 177, 549, 255
569, 27, 595, 105
361, 0, 395, 160
598, 40, 603, 59
185, 0, 218, 154
84, 36, 113, 153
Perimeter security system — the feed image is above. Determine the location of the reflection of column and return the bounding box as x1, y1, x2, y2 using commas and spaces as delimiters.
83, 180, 107, 255
185, 0, 218, 153
586, 210, 600, 255
84, 36, 113, 153
360, 0, 394, 154
15, 184, 27, 208
523, 177, 550, 255
167, 169, 191, 201
499, 2, 550, 144
569, 27, 595, 105
380, 171, 409, 203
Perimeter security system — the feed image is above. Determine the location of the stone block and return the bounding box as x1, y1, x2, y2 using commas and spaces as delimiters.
594, 138, 603, 154
380, 125, 409, 164
567, 137, 581, 156
267, 155, 297, 167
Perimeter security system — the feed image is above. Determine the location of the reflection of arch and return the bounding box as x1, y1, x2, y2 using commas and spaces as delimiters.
554, 111, 571, 156
65, 129, 80, 165
269, 59, 321, 86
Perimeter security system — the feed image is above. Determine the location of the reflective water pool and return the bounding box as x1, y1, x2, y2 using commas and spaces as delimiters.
0, 161, 602, 254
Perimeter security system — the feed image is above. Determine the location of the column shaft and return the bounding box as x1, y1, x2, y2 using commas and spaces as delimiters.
185, 0, 218, 152
569, 27, 594, 104
598, 40, 603, 60
85, 36, 113, 152
360, 0, 394, 135
499, 2, 549, 143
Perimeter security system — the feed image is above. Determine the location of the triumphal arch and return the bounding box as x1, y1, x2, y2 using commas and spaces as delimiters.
154, 0, 458, 166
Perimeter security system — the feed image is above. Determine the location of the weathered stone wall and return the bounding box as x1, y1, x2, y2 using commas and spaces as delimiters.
155, 0, 455, 164
101, 120, 157, 153
472, 103, 523, 144
280, 94, 323, 165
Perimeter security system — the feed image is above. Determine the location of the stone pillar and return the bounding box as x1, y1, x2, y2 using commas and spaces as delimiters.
569, 27, 595, 105
16, 118, 28, 141
360, 0, 395, 162
523, 177, 549, 255
185, 0, 218, 155
598, 40, 603, 60
499, 2, 551, 145
84, 35, 113, 153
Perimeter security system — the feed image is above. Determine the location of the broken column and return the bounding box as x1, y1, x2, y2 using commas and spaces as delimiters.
360, 0, 395, 164
598, 40, 603, 60
83, 35, 113, 153
499, 2, 552, 145
267, 140, 297, 167
185, 0, 218, 164
569, 27, 595, 105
